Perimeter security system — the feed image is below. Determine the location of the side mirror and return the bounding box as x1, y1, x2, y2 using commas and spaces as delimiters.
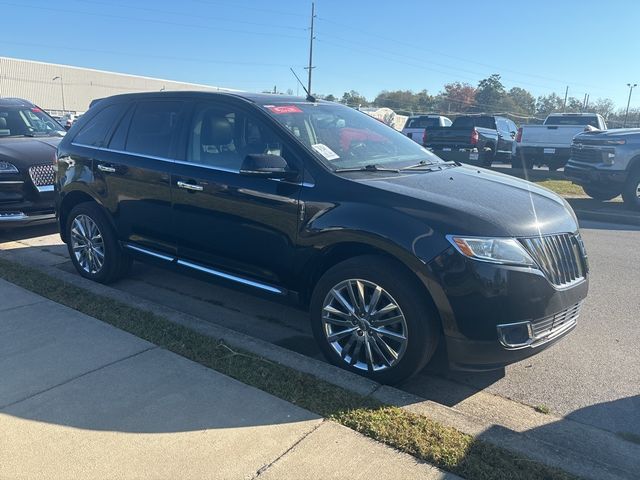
510, 131, 517, 137
240, 154, 298, 180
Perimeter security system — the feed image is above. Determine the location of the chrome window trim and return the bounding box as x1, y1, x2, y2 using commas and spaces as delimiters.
0, 180, 24, 184
71, 142, 314, 187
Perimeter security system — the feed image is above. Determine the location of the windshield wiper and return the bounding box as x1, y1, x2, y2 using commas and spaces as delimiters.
401, 160, 459, 170
334, 164, 400, 173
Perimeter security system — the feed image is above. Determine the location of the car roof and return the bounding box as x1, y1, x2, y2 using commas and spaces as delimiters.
97, 91, 329, 106
0, 97, 36, 108
547, 112, 598, 116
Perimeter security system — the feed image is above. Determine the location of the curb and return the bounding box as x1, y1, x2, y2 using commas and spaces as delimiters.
2, 249, 639, 480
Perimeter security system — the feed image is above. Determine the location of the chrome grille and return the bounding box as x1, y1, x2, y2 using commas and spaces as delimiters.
28, 164, 55, 188
570, 146, 602, 164
519, 233, 587, 288
531, 302, 582, 339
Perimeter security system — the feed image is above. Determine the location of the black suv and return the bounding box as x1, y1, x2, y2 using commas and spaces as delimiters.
55, 92, 589, 383
0, 98, 65, 226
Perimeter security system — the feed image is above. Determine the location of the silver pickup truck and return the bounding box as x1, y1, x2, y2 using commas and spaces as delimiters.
565, 128, 640, 210
514, 113, 607, 170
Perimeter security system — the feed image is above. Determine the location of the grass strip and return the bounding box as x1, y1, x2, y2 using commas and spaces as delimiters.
0, 257, 579, 480
534, 179, 588, 197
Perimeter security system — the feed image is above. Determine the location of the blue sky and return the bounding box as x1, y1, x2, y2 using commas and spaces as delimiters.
2, 0, 639, 109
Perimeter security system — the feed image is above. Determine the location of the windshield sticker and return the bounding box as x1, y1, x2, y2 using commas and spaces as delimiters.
265, 105, 303, 114
312, 143, 340, 161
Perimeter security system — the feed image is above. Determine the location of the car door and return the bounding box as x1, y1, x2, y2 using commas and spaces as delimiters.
94, 99, 187, 255
171, 99, 302, 292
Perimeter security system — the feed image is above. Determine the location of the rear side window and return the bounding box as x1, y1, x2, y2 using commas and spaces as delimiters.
452, 116, 495, 129
406, 117, 439, 128
73, 103, 128, 147
125, 101, 184, 158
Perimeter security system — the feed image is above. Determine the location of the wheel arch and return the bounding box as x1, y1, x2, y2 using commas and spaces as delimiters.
298, 241, 444, 332
58, 189, 104, 243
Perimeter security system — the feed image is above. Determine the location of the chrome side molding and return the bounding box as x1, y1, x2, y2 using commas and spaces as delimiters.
123, 243, 284, 295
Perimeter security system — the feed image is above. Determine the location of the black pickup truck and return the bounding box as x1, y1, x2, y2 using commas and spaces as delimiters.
426, 115, 517, 166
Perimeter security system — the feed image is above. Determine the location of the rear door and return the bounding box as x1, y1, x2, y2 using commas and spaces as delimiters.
95, 99, 187, 255
171, 99, 302, 290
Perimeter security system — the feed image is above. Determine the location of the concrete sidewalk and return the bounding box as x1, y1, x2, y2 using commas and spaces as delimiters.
0, 278, 456, 480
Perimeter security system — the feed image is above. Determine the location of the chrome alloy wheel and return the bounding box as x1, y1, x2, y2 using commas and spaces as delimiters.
636, 180, 640, 199
70, 214, 105, 274
321, 279, 408, 372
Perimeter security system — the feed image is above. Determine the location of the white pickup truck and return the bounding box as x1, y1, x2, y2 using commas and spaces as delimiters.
513, 113, 607, 170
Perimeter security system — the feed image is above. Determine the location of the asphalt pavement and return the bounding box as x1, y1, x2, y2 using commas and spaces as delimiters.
1, 219, 638, 441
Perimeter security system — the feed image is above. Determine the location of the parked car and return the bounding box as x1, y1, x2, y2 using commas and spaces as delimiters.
514, 113, 607, 170
56, 92, 589, 383
565, 128, 640, 210
401, 115, 452, 145
59, 113, 81, 130
425, 115, 517, 166
0, 97, 65, 227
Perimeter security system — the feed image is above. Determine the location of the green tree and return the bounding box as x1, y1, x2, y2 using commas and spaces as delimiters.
507, 87, 536, 115
591, 98, 615, 118
566, 97, 584, 112
324, 94, 337, 102
340, 90, 369, 107
372, 89, 434, 113
536, 93, 564, 116
474, 74, 506, 112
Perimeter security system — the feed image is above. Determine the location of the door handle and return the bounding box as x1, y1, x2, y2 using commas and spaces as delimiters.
97, 164, 116, 173
177, 181, 204, 192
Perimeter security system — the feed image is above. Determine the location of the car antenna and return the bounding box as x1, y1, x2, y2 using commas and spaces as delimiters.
290, 68, 316, 103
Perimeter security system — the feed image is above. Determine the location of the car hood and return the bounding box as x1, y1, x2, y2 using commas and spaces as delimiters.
355, 165, 578, 237
575, 128, 640, 139
0, 136, 61, 168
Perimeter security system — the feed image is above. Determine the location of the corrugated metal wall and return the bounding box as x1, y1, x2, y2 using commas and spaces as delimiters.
0, 57, 239, 114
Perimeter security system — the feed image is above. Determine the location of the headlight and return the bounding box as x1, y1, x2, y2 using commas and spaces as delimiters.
447, 236, 535, 266
0, 161, 19, 173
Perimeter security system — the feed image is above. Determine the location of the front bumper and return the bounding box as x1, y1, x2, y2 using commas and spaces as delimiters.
0, 210, 56, 225
565, 162, 628, 186
426, 245, 589, 371
0, 175, 55, 227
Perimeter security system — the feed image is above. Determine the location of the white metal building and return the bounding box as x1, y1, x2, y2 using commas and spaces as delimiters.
0, 56, 239, 116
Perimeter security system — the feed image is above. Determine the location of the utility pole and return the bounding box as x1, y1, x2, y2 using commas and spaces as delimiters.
624, 83, 637, 127
562, 86, 569, 111
305, 2, 316, 97
52, 76, 66, 114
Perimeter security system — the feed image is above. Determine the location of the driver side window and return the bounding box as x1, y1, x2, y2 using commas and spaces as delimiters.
187, 103, 286, 172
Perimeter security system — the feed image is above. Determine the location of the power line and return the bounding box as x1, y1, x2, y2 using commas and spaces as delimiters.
1, 41, 304, 68
71, 0, 307, 31
0, 1, 307, 40
316, 16, 607, 94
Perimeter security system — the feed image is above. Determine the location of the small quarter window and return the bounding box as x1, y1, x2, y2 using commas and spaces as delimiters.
73, 103, 128, 147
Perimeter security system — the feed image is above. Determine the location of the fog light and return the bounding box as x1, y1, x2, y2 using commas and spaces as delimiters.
497, 321, 533, 348
604, 153, 615, 165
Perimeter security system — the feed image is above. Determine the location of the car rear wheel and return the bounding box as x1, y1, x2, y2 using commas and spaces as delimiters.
621, 169, 640, 211
66, 202, 132, 283
310, 255, 439, 384
583, 185, 621, 201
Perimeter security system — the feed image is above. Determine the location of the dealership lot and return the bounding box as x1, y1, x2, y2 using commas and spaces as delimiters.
2, 218, 638, 440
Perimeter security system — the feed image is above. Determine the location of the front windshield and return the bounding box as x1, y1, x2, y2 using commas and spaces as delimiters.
260, 102, 443, 169
0, 106, 66, 138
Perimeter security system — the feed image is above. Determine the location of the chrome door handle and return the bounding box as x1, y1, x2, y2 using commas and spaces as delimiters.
97, 164, 116, 173
177, 181, 203, 191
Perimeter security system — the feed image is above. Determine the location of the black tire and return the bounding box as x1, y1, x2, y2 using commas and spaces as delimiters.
621, 168, 640, 211
583, 185, 621, 201
310, 255, 440, 384
65, 202, 132, 284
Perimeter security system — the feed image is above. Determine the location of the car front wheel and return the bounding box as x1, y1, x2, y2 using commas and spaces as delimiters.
66, 202, 131, 284
622, 169, 640, 211
310, 255, 439, 384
